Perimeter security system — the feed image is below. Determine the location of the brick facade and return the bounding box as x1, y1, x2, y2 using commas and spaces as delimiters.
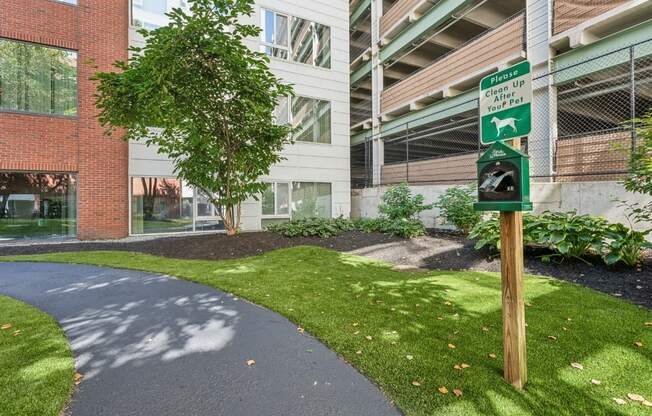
0, 0, 129, 239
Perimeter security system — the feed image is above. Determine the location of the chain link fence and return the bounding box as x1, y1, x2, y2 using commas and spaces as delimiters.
351, 38, 652, 188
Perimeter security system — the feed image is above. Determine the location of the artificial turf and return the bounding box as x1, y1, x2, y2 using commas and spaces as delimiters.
0, 295, 74, 416
3, 246, 651, 415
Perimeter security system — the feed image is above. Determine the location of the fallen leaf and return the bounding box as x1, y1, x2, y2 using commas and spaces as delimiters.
438, 386, 448, 394
352, 322, 359, 327
444, 301, 452, 306
645, 322, 652, 327
526, 303, 533, 307
1, 323, 11, 330
353, 330, 360, 335
12, 330, 20, 336
448, 343, 456, 349
74, 372, 83, 385
570, 362, 583, 370
356, 350, 362, 355
481, 327, 489, 332
562, 327, 568, 331
406, 355, 413, 360
548, 335, 557, 341
437, 317, 444, 320
453, 388, 463, 397
633, 341, 643, 348
297, 327, 305, 334
411, 380, 421, 387
365, 335, 373, 341
627, 393, 645, 402
246, 359, 256, 366
642, 400, 652, 407
488, 353, 497, 359
460, 363, 470, 369
591, 379, 601, 385
453, 364, 462, 370
613, 398, 626, 405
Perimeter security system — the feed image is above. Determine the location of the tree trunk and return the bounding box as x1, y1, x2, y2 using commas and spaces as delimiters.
221, 203, 241, 236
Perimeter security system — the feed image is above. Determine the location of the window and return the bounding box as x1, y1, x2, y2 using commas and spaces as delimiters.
57, 0, 78, 4
261, 182, 290, 216
0, 173, 76, 240
291, 96, 331, 143
0, 39, 77, 116
261, 181, 330, 226
260, 9, 331, 69
132, 0, 189, 30
130, 177, 222, 234
291, 182, 331, 219
261, 9, 289, 59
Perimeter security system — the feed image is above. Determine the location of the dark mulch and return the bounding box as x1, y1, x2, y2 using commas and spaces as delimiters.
420, 232, 651, 309
0, 231, 402, 260
1, 230, 649, 308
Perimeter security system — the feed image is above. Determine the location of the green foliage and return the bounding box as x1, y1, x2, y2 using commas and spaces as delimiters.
93, 0, 293, 235
378, 183, 433, 221
531, 211, 607, 260
624, 108, 652, 195
468, 215, 502, 250
265, 217, 355, 238
602, 223, 651, 267
355, 217, 427, 239
433, 185, 482, 233
470, 211, 609, 261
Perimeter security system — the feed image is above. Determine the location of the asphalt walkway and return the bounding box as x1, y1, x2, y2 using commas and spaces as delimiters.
0, 262, 401, 416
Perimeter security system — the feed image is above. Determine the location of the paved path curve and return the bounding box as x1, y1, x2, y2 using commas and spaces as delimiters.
0, 262, 401, 416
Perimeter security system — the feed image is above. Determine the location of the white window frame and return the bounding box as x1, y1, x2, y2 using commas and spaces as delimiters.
260, 8, 331, 69
261, 181, 292, 219
260, 9, 290, 58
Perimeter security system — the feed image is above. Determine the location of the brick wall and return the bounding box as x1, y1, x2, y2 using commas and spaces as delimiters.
0, 0, 129, 239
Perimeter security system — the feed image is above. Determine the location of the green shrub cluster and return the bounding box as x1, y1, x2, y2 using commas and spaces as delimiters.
469, 211, 651, 267
266, 183, 433, 239
433, 185, 482, 233
265, 217, 355, 238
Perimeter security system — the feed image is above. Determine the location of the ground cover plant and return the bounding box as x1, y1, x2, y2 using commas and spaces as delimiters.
470, 211, 650, 267
3, 248, 651, 416
0, 295, 74, 416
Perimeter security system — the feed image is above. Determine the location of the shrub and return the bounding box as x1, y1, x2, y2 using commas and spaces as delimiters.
469, 215, 501, 250
355, 217, 427, 238
434, 185, 482, 233
602, 223, 651, 267
624, 108, 652, 195
265, 217, 355, 238
533, 211, 607, 260
379, 183, 433, 221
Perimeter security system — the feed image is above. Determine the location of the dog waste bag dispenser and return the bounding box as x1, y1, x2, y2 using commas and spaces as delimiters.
473, 141, 532, 212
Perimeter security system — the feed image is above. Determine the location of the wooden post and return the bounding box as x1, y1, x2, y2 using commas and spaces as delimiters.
500, 138, 527, 389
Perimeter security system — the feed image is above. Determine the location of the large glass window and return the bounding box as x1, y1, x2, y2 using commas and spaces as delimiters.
260, 9, 330, 69
291, 182, 332, 219
0, 173, 76, 240
130, 177, 223, 234
131, 0, 188, 30
0, 39, 77, 116
291, 96, 331, 143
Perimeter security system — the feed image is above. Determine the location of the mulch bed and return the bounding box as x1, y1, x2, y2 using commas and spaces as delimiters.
1, 230, 649, 308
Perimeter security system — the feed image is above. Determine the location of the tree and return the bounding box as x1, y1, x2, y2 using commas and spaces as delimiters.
93, 0, 293, 235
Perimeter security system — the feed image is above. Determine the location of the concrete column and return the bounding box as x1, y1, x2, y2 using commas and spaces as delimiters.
526, 0, 554, 182
370, 0, 383, 186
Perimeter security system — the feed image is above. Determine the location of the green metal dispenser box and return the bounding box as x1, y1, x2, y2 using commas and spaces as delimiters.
473, 141, 533, 212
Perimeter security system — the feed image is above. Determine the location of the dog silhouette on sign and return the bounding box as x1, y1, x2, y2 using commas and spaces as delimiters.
491, 116, 519, 137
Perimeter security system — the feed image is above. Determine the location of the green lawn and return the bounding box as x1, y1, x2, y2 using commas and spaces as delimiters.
0, 296, 74, 416
3, 247, 651, 415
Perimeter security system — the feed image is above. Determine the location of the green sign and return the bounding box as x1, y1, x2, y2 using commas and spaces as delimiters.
479, 61, 532, 144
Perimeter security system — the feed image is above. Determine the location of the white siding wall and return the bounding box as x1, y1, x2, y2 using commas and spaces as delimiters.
128, 0, 351, 232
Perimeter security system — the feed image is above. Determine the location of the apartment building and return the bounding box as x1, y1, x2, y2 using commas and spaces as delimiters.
0, 0, 350, 240
350, 0, 652, 205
